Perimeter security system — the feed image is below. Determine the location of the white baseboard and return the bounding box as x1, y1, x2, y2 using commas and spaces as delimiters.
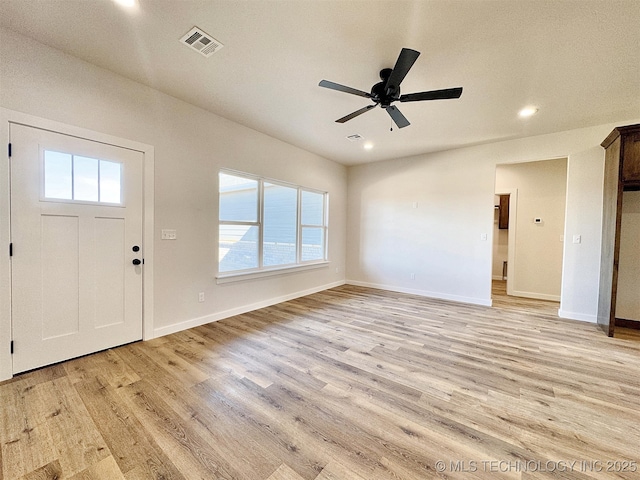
345, 280, 492, 307
153, 280, 346, 338
558, 309, 597, 323
492, 275, 507, 281
511, 290, 560, 302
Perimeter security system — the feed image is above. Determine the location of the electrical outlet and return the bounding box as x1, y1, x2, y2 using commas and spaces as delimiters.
162, 229, 177, 240
198, 292, 205, 302
480, 233, 488, 241
410, 273, 415, 280
573, 234, 582, 244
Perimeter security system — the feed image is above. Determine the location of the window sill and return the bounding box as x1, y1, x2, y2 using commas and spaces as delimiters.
216, 261, 330, 284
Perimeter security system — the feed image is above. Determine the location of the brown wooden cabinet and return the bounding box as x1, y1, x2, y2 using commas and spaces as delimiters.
621, 130, 640, 184
498, 194, 509, 229
598, 124, 640, 336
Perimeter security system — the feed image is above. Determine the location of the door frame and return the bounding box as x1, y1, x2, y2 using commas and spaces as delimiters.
493, 188, 518, 296
0, 108, 155, 381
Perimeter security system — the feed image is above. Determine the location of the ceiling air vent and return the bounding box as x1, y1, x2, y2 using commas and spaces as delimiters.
180, 27, 223, 58
346, 134, 364, 142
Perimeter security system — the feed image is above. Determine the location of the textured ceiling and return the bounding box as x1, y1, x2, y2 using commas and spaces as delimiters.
1, 0, 639, 165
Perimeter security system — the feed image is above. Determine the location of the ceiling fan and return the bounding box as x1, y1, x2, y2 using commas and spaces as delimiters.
319, 48, 463, 129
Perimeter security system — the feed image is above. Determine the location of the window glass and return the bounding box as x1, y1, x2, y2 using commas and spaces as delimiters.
219, 225, 259, 272
73, 156, 99, 202
218, 170, 327, 274
301, 190, 324, 225
301, 227, 324, 261
100, 160, 122, 203
263, 183, 297, 266
219, 173, 258, 222
44, 151, 122, 204
44, 151, 72, 200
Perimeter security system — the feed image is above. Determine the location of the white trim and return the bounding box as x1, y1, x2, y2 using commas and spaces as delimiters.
492, 275, 507, 280
558, 309, 597, 323
217, 261, 329, 284
345, 280, 493, 307
0, 110, 12, 381
154, 280, 345, 338
511, 290, 561, 302
0, 108, 155, 380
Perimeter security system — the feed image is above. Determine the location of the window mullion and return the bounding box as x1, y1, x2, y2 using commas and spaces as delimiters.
258, 179, 264, 269
71, 155, 75, 200
323, 193, 328, 260
296, 188, 302, 264
220, 220, 260, 226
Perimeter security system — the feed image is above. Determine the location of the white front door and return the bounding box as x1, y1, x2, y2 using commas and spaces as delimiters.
10, 123, 144, 374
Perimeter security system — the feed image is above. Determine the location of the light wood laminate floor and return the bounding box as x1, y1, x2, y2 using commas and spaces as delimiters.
2, 284, 640, 479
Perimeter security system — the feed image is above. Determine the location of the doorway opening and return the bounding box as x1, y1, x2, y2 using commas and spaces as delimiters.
492, 158, 568, 309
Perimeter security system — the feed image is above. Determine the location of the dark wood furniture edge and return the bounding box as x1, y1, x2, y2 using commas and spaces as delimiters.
615, 318, 640, 330
601, 124, 640, 149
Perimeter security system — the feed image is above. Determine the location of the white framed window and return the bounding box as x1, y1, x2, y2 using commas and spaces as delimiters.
43, 149, 122, 205
218, 170, 328, 275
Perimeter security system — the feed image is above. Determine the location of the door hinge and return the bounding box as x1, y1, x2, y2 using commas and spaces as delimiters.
10, 341, 14, 354
9, 243, 12, 257
8, 143, 11, 158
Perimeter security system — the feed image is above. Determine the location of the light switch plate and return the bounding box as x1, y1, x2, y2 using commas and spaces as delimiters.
162, 229, 177, 240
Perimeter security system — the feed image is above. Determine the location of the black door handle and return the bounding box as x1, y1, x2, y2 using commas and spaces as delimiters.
132, 259, 142, 265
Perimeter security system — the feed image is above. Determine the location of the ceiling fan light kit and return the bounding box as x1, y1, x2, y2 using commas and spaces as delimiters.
319, 48, 463, 129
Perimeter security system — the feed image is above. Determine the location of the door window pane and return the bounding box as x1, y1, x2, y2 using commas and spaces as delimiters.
219, 173, 258, 222
301, 190, 324, 225
44, 151, 72, 200
219, 225, 259, 272
100, 160, 122, 203
263, 183, 297, 266
73, 156, 99, 202
302, 227, 324, 261
44, 151, 122, 204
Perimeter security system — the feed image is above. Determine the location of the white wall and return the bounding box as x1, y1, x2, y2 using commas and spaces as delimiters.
495, 159, 567, 301
0, 28, 347, 378
492, 195, 509, 280
347, 117, 640, 312
616, 191, 640, 321
346, 153, 496, 305
559, 147, 605, 322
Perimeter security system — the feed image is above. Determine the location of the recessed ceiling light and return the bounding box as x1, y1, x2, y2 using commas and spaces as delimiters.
114, 0, 136, 8
364, 143, 374, 150
518, 106, 538, 118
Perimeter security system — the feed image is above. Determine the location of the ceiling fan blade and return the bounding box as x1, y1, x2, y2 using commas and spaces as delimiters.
385, 48, 420, 93
336, 104, 376, 123
319, 80, 372, 98
386, 105, 410, 128
399, 87, 463, 102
